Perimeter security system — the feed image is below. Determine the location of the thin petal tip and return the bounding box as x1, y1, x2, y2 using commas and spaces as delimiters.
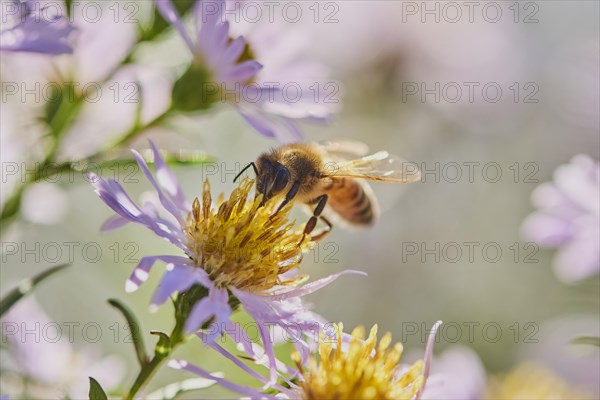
125, 279, 139, 293
168, 359, 187, 369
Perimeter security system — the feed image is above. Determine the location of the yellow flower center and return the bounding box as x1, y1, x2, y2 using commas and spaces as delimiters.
297, 324, 425, 400
184, 178, 312, 293
484, 362, 595, 399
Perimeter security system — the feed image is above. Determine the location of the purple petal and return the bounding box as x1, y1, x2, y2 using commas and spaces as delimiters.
237, 109, 302, 143
131, 149, 187, 224
259, 86, 339, 122
125, 255, 194, 293
255, 317, 278, 385
229, 290, 282, 384
100, 215, 130, 231
204, 340, 297, 396
554, 231, 600, 282
279, 117, 303, 142
185, 297, 215, 333
149, 140, 189, 211
210, 320, 296, 376
208, 20, 230, 62
155, 0, 195, 51
238, 110, 277, 138
168, 359, 275, 399
195, 0, 224, 49
195, 0, 224, 26
151, 264, 198, 306
222, 36, 246, 64
267, 270, 367, 301
223, 60, 262, 83
185, 288, 230, 334
0, 13, 75, 54
206, 341, 271, 386
214, 320, 257, 357
521, 212, 573, 246
418, 320, 443, 400
553, 155, 600, 214
90, 174, 186, 249
92, 175, 143, 219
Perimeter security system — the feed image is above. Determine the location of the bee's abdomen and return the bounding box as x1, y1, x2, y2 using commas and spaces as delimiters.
324, 178, 378, 226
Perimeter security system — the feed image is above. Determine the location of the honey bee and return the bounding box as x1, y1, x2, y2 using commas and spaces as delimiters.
234, 140, 421, 243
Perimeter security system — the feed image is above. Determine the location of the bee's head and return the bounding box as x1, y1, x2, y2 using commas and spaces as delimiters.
256, 156, 291, 205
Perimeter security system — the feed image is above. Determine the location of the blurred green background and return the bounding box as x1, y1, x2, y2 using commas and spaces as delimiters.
1, 0, 598, 398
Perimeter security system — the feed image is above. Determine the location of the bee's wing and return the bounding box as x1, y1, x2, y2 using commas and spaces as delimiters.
315, 139, 370, 158
325, 151, 421, 183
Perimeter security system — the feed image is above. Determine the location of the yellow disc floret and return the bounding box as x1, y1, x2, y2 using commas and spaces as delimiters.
485, 362, 595, 399
298, 323, 425, 400
184, 178, 312, 293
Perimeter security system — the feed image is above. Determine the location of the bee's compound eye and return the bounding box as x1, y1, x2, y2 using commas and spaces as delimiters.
271, 164, 290, 194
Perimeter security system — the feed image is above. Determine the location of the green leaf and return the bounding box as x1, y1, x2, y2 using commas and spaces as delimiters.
0, 184, 25, 223
171, 64, 217, 111
572, 336, 600, 346
151, 331, 172, 356
108, 299, 148, 366
174, 285, 209, 320
0, 264, 70, 317
145, 376, 222, 400
88, 377, 108, 400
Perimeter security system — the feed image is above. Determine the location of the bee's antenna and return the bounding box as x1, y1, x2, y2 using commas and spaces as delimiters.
234, 162, 258, 182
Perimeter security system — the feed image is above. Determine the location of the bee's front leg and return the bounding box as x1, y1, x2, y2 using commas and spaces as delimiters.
271, 181, 300, 216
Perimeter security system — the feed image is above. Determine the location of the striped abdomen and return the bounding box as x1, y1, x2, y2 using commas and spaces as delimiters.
324, 177, 379, 226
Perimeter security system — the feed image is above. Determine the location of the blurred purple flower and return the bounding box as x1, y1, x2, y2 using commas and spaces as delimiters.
521, 155, 600, 283
519, 315, 600, 397
0, 297, 125, 399
0, 0, 75, 54
417, 345, 486, 400
89, 141, 364, 383
155, 0, 337, 141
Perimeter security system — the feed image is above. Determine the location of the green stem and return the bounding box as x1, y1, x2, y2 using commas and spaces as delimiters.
123, 286, 214, 400
125, 354, 167, 400
0, 161, 74, 227
0, 108, 171, 227
108, 110, 171, 153
0, 53, 134, 226
125, 318, 186, 400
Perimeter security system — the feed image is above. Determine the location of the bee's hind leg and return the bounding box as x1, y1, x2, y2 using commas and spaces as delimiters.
310, 216, 332, 242
299, 195, 331, 246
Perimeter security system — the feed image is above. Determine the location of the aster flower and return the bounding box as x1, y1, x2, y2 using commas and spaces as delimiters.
484, 363, 594, 399
521, 154, 600, 283
89, 141, 364, 382
169, 321, 442, 399
0, 0, 76, 54
155, 0, 336, 141
0, 297, 125, 399
415, 345, 486, 400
